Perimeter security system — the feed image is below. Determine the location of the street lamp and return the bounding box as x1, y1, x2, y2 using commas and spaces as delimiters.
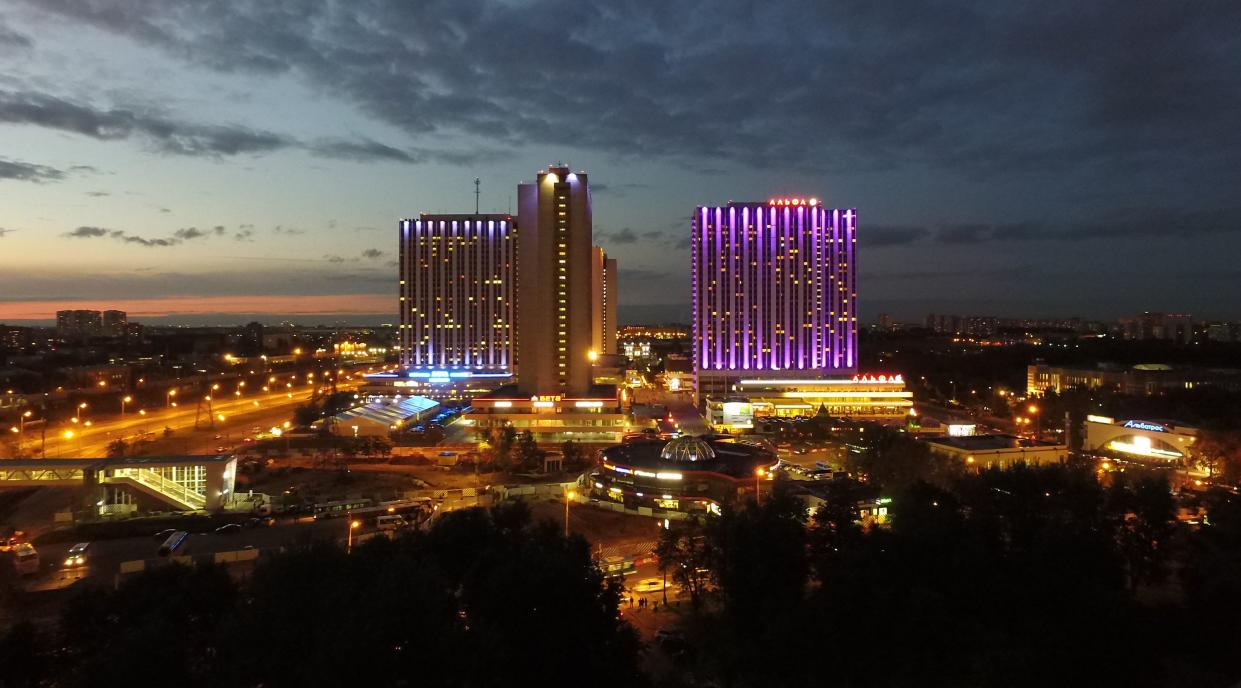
564, 490, 576, 536
75, 402, 87, 422
121, 395, 132, 417
755, 467, 766, 505
1027, 404, 1040, 439
348, 519, 361, 553
167, 389, 177, 407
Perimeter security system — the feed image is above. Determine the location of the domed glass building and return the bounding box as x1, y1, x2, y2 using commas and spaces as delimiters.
589, 435, 777, 515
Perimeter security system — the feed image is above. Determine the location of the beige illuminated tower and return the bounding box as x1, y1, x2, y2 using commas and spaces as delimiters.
591, 246, 618, 356
516, 164, 594, 396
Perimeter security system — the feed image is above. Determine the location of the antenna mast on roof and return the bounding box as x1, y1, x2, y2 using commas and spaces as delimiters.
474, 177, 481, 214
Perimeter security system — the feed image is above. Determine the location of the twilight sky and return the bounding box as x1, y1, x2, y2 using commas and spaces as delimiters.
1, 1, 1239, 325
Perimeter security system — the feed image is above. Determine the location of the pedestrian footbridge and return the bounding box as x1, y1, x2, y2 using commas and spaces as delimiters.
0, 455, 236, 512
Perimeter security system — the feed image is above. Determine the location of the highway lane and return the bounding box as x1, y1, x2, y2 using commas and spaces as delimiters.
35, 382, 360, 457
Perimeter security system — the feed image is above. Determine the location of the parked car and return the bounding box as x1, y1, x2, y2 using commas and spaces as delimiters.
152, 528, 178, 541
214, 523, 243, 535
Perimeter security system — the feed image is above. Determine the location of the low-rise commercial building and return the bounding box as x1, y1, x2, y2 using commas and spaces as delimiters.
589, 435, 778, 515
1082, 416, 1197, 463
330, 395, 441, 437
704, 373, 913, 431
924, 434, 1068, 469
1027, 363, 1241, 397
465, 384, 627, 443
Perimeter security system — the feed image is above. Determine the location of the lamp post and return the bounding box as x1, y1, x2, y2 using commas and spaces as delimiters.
755, 467, 766, 505
167, 389, 177, 408
121, 395, 132, 418
347, 518, 361, 553
75, 402, 87, 422
1028, 404, 1040, 440
564, 490, 576, 536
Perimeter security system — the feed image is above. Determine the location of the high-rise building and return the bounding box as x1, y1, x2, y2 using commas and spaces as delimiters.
515, 165, 594, 396
388, 213, 517, 399
591, 246, 618, 356
102, 310, 128, 337
692, 198, 857, 399
56, 310, 103, 338
466, 165, 627, 442
1119, 312, 1193, 344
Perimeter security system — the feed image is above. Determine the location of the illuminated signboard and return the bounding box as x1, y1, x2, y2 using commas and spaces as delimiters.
1123, 420, 1166, 433
851, 374, 904, 384
947, 423, 977, 437
767, 197, 820, 207
1086, 415, 1115, 425
721, 401, 753, 427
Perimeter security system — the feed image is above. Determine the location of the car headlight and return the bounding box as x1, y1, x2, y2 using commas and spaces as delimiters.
76, 556, 86, 564
64, 558, 74, 567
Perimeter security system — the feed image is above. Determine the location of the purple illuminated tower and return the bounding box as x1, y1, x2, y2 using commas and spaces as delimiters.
399, 214, 517, 373
692, 198, 857, 399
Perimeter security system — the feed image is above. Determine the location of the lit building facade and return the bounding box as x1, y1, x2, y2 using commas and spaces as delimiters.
588, 436, 778, 514
704, 373, 913, 430
517, 165, 594, 396
392, 213, 516, 399
1083, 416, 1198, 463
591, 246, 618, 356
466, 383, 628, 443
692, 198, 857, 400
56, 310, 103, 338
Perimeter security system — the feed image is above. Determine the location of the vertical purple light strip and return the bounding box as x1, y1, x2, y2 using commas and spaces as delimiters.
714, 206, 723, 370
741, 205, 750, 370
797, 206, 805, 370
727, 204, 736, 370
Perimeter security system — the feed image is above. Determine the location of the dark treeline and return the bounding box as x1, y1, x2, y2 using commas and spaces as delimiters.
4, 466, 1241, 687
660, 465, 1241, 687
0, 502, 642, 688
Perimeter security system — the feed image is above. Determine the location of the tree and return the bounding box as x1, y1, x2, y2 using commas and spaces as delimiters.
561, 439, 588, 471
1109, 473, 1178, 589
709, 481, 808, 634
1193, 427, 1241, 481
655, 517, 714, 609
514, 430, 544, 472
106, 438, 128, 458
293, 403, 321, 428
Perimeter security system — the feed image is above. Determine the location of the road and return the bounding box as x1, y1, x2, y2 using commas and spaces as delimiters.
28, 516, 358, 590
30, 380, 360, 458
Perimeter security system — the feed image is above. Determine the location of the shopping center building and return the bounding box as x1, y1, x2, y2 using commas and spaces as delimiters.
1082, 416, 1198, 463
704, 373, 913, 431
588, 435, 779, 515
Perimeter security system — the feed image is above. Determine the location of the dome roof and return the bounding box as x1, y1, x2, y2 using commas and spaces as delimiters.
660, 436, 716, 463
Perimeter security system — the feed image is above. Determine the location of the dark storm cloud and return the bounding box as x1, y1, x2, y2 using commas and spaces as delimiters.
866, 208, 1241, 247
867, 225, 932, 247
19, 0, 1241, 183
311, 138, 417, 164
598, 227, 666, 245
0, 19, 32, 49
361, 248, 384, 260
63, 224, 238, 247
0, 90, 430, 163
64, 226, 108, 238
0, 157, 67, 183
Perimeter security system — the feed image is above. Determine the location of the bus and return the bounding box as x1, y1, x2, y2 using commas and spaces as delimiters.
314, 498, 432, 524
600, 555, 637, 580
0, 542, 39, 576
312, 498, 374, 520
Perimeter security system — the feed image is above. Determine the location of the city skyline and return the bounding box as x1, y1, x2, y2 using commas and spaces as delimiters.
3, 2, 1241, 324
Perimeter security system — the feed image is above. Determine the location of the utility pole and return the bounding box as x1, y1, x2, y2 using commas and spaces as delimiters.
474, 177, 481, 214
